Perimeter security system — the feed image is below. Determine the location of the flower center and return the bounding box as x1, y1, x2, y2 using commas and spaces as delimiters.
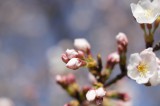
137, 62, 148, 76
144, 9, 153, 18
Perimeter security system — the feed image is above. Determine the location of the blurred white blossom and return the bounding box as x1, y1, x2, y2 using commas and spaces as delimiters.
0, 98, 14, 106
86, 87, 106, 102
131, 0, 160, 23
86, 89, 96, 101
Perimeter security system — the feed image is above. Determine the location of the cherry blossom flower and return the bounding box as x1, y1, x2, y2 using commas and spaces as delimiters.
74, 38, 91, 53
131, 0, 160, 24
127, 48, 158, 84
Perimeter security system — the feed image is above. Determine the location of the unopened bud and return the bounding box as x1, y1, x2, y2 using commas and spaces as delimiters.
118, 93, 130, 102
56, 74, 76, 86
116, 32, 128, 53
66, 73, 76, 84
55, 75, 65, 85
66, 58, 86, 70
61, 53, 69, 63
61, 49, 86, 70
66, 49, 79, 59
86, 89, 96, 101
74, 38, 91, 54
95, 87, 106, 97
86, 87, 106, 103
106, 52, 120, 69
82, 85, 92, 94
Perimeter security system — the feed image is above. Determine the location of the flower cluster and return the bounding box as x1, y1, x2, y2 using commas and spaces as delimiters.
55, 0, 160, 106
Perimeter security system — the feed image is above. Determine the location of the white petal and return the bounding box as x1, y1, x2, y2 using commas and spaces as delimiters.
150, 71, 160, 86
140, 48, 157, 75
66, 58, 81, 70
129, 53, 141, 66
136, 76, 149, 84
127, 65, 139, 80
66, 49, 78, 59
86, 90, 96, 101
130, 0, 160, 23
149, 71, 158, 86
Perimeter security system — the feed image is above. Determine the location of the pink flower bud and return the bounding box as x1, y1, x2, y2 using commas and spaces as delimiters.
56, 74, 76, 86
66, 73, 76, 84
64, 104, 70, 106
77, 51, 85, 58
116, 32, 128, 53
61, 49, 86, 70
116, 32, 128, 46
55, 75, 66, 85
118, 93, 130, 102
82, 85, 92, 93
74, 38, 91, 54
106, 52, 120, 69
66, 58, 86, 70
66, 49, 79, 59
61, 53, 69, 63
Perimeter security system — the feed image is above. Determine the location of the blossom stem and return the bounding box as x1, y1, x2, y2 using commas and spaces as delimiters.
104, 73, 126, 87
104, 53, 127, 87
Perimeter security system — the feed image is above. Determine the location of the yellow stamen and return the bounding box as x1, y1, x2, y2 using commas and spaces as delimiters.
137, 62, 148, 77
144, 9, 153, 18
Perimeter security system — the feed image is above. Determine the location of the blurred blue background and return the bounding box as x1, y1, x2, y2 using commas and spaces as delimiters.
0, 0, 160, 106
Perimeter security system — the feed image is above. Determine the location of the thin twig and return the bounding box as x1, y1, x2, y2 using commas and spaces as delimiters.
104, 73, 126, 87
153, 41, 160, 52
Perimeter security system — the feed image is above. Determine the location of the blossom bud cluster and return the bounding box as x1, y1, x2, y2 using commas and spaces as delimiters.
61, 49, 86, 70
86, 87, 106, 103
